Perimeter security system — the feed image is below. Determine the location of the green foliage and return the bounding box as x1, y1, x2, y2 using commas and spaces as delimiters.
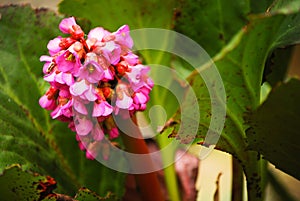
0, 0, 300, 200
0, 165, 117, 201
0, 4, 125, 198
59, 0, 177, 30
0, 165, 48, 201
75, 188, 118, 201
163, 0, 300, 161
246, 79, 300, 180
174, 0, 250, 56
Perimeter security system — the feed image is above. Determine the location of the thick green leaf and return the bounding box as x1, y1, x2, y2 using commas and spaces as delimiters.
0, 4, 125, 197
75, 188, 118, 201
0, 165, 118, 201
0, 165, 53, 201
164, 0, 300, 160
59, 0, 177, 30
173, 0, 250, 57
246, 79, 300, 180
250, 0, 274, 13
264, 47, 293, 86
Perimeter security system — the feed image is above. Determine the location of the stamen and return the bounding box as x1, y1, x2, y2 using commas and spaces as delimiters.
87, 64, 95, 73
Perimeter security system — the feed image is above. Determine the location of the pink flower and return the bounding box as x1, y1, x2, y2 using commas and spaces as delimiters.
126, 64, 151, 90
47, 37, 63, 56
70, 80, 97, 101
73, 98, 88, 115
68, 121, 76, 132
74, 115, 93, 136
103, 66, 114, 80
78, 53, 104, 83
102, 41, 121, 65
91, 124, 104, 141
56, 50, 81, 75
51, 97, 73, 119
85, 142, 99, 160
109, 127, 119, 139
113, 25, 133, 49
122, 52, 139, 66
115, 83, 133, 109
132, 87, 150, 111
92, 100, 113, 117
39, 94, 56, 110
59, 17, 84, 39
40, 55, 53, 74
44, 71, 74, 86
88, 27, 110, 42
59, 17, 77, 34
133, 90, 149, 104
39, 19, 154, 160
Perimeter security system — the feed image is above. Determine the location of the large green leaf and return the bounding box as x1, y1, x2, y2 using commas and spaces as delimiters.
173, 0, 250, 57
59, 0, 177, 30
0, 165, 52, 201
75, 188, 118, 201
164, 0, 300, 160
0, 4, 125, 197
246, 79, 300, 180
0, 165, 117, 201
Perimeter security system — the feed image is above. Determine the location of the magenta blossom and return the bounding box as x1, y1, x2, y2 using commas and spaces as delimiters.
88, 27, 111, 42
92, 100, 113, 117
47, 36, 63, 56
115, 83, 133, 109
70, 80, 98, 101
78, 53, 105, 83
39, 17, 153, 160
113, 25, 133, 49
56, 50, 81, 75
59, 17, 84, 39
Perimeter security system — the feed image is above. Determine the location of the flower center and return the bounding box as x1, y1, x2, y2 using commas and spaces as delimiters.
87, 64, 95, 73
66, 52, 75, 61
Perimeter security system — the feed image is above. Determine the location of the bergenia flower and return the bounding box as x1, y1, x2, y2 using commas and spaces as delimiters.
39, 17, 153, 160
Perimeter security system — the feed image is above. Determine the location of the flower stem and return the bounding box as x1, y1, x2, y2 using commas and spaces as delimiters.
120, 115, 164, 201
156, 134, 181, 201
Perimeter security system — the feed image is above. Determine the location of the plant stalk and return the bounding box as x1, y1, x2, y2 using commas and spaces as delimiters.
156, 134, 181, 201
231, 157, 243, 201
242, 152, 267, 201
119, 115, 164, 201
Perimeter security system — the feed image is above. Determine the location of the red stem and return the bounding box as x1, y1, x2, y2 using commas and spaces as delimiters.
120, 115, 164, 201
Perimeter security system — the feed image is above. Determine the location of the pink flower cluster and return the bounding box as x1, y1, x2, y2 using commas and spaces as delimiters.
39, 17, 153, 159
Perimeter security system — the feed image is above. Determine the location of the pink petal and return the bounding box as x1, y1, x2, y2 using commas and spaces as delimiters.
92, 125, 104, 141
122, 52, 139, 65
73, 99, 88, 115
116, 92, 133, 109
39, 95, 56, 110
47, 37, 62, 55
92, 101, 113, 117
88, 27, 110, 41
103, 68, 114, 80
56, 50, 81, 74
109, 127, 119, 139
70, 80, 88, 96
83, 84, 97, 101
114, 25, 133, 48
59, 17, 76, 34
75, 117, 93, 136
44, 72, 55, 82
62, 73, 74, 86
133, 92, 148, 104
102, 41, 121, 65
103, 101, 113, 116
